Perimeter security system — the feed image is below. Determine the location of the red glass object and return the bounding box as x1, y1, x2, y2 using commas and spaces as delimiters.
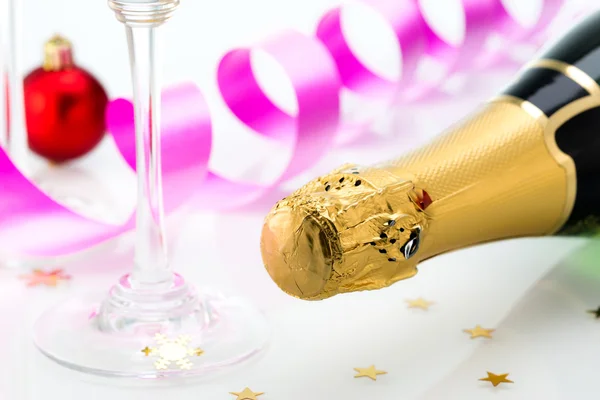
24, 35, 108, 163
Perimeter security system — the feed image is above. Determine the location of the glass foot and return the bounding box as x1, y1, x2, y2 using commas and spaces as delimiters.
33, 274, 269, 378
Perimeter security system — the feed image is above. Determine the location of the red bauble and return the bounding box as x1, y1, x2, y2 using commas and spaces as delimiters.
24, 35, 108, 163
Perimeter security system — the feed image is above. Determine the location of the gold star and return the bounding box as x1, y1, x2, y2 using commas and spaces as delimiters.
479, 372, 513, 387
19, 269, 71, 287
141, 346, 153, 356
354, 365, 387, 381
229, 387, 264, 400
463, 325, 495, 339
406, 298, 434, 310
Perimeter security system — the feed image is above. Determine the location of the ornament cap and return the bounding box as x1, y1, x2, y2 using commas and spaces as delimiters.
43, 35, 74, 71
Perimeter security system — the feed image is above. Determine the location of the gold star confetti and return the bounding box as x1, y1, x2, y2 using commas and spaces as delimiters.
229, 387, 264, 400
141, 333, 204, 370
406, 297, 434, 310
479, 372, 513, 387
193, 348, 204, 356
19, 269, 71, 287
463, 325, 495, 339
354, 365, 387, 381
587, 307, 600, 319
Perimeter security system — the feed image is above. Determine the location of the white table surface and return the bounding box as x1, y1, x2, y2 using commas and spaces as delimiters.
2, 0, 599, 399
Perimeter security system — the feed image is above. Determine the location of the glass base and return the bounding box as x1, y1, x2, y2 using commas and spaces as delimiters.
33, 275, 269, 379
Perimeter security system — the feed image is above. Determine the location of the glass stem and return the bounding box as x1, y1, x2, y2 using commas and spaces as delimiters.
125, 25, 171, 288
2, 0, 28, 166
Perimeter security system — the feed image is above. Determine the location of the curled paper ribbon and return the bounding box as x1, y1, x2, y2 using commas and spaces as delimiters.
110, 31, 341, 210
317, 0, 565, 99
0, 0, 564, 257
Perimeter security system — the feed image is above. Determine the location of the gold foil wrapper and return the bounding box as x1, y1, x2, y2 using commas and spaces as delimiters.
261, 100, 573, 300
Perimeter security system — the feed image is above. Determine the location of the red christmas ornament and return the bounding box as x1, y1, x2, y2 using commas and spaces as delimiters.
24, 35, 108, 162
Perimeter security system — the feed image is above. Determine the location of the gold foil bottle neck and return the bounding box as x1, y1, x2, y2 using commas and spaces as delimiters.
261, 165, 428, 300
261, 100, 572, 300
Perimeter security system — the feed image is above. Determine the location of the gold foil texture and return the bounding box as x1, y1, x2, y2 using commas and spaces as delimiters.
261, 100, 572, 300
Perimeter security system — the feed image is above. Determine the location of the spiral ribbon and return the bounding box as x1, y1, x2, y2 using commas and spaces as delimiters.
0, 0, 564, 257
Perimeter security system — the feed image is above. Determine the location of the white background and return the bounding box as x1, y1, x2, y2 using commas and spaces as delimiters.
2, 0, 600, 399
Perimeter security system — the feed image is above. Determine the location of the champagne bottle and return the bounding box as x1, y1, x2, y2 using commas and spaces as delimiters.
260, 11, 600, 301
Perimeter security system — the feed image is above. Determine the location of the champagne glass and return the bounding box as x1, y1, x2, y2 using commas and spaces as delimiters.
33, 0, 269, 378
0, 0, 128, 234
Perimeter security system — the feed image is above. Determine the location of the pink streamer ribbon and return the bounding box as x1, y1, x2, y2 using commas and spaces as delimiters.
0, 0, 564, 258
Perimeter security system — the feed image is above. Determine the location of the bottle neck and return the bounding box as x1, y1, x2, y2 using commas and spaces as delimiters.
386, 98, 571, 260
